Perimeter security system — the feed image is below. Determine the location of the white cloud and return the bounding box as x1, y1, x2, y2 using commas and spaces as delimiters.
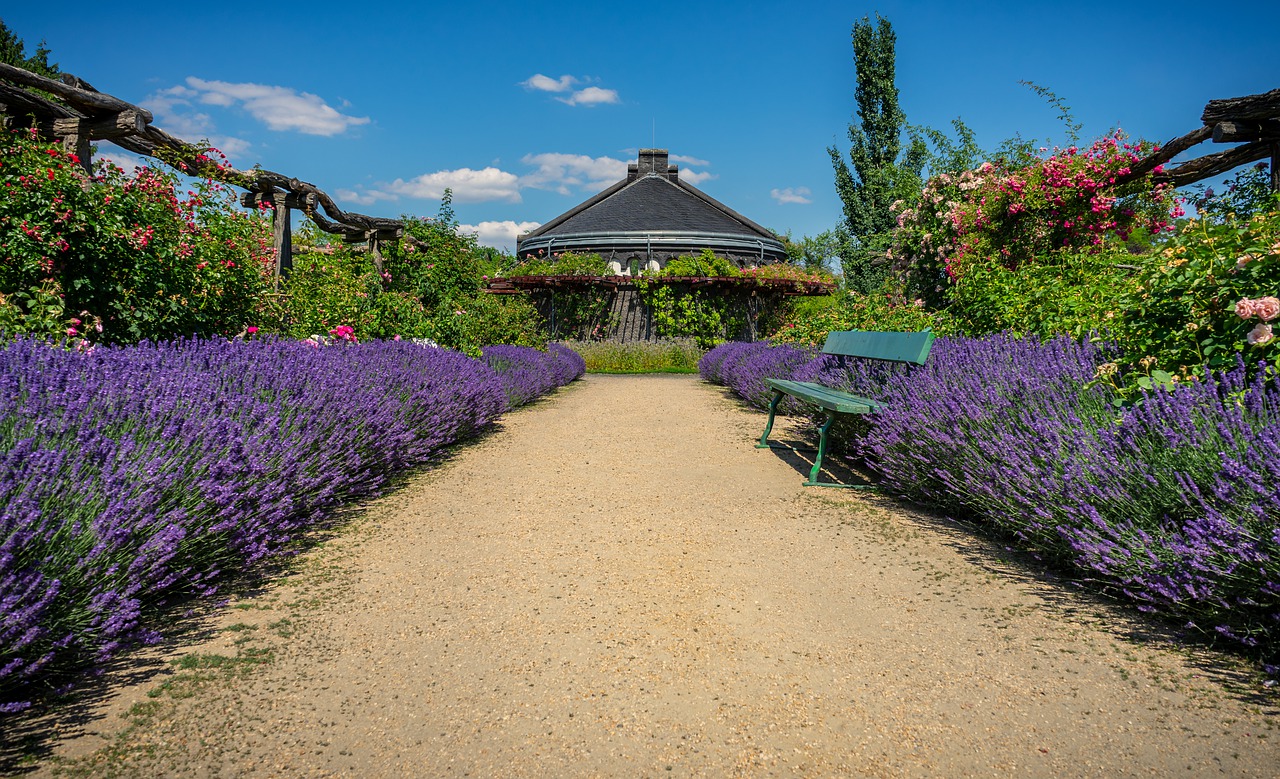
519, 153, 627, 194
386, 167, 522, 204
522, 74, 577, 93
182, 77, 370, 136
336, 187, 398, 207
680, 169, 717, 185
771, 187, 812, 205
345, 148, 707, 208
556, 86, 620, 107
458, 220, 542, 252
523, 74, 620, 107
670, 154, 710, 167
141, 84, 251, 165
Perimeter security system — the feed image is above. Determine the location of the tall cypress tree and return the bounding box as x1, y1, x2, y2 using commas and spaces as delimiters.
828, 15, 925, 292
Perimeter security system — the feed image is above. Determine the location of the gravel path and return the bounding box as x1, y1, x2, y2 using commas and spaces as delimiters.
36, 374, 1278, 777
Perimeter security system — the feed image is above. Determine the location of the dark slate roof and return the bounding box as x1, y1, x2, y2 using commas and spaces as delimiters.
523, 172, 778, 242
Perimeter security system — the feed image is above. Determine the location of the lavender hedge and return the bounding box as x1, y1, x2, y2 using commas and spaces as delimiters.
701, 337, 1280, 658
482, 343, 586, 408
0, 337, 579, 713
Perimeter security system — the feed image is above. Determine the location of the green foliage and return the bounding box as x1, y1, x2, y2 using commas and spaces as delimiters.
273, 192, 546, 355
949, 248, 1139, 339
508, 251, 609, 277
779, 230, 841, 274
0, 129, 274, 344
423, 292, 544, 355
828, 15, 927, 293
0, 280, 71, 340
1189, 163, 1274, 223
559, 339, 703, 373
640, 284, 739, 349
657, 249, 740, 278
1114, 201, 1280, 382
374, 195, 545, 354
770, 285, 957, 346
829, 15, 923, 242
0, 20, 59, 78
269, 248, 403, 338
543, 287, 614, 341
828, 16, 983, 294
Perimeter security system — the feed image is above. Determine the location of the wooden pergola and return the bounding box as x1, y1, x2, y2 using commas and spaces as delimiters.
1118, 88, 1280, 192
0, 62, 405, 287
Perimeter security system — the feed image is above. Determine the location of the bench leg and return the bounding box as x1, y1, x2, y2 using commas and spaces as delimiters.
755, 390, 784, 448
802, 411, 875, 488
804, 410, 838, 486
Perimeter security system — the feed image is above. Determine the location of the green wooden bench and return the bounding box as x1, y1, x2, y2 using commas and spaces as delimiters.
756, 329, 935, 487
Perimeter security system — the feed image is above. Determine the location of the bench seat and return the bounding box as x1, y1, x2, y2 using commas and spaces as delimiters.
763, 379, 882, 414
755, 329, 933, 487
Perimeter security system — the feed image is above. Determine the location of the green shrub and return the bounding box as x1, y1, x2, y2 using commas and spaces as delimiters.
507, 251, 609, 277
949, 247, 1140, 339
270, 249, 388, 337
658, 249, 740, 277
770, 285, 957, 346
1115, 200, 1280, 383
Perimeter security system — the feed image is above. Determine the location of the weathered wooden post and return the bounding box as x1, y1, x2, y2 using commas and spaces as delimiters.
1272, 141, 1279, 194
42, 110, 146, 173
241, 190, 317, 287
343, 228, 402, 289
371, 227, 403, 284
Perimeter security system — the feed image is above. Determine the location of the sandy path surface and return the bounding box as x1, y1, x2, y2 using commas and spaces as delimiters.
32, 374, 1278, 777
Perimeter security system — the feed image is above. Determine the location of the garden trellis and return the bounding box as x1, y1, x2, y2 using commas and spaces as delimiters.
0, 62, 404, 286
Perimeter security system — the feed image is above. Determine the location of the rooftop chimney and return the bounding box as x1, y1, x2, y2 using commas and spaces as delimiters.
631, 148, 677, 182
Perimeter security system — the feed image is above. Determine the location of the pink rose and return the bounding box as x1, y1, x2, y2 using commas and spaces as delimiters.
1247, 323, 1274, 346
1253, 296, 1280, 322
246, 326, 259, 334
1235, 298, 1257, 319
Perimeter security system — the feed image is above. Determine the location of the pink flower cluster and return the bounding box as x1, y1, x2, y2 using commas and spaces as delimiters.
1234, 297, 1279, 347
328, 325, 357, 343
1234, 296, 1280, 322
894, 131, 1183, 283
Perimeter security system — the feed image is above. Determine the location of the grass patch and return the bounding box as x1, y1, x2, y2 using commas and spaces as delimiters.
558, 339, 703, 374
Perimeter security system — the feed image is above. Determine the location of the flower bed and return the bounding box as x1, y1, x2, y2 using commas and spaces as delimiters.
701, 337, 1280, 659
482, 343, 585, 407
0, 337, 580, 713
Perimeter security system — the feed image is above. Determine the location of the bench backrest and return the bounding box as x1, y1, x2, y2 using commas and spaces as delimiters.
821, 329, 934, 365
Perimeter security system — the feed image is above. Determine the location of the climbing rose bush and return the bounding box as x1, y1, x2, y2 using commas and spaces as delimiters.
893, 132, 1183, 303
0, 129, 274, 344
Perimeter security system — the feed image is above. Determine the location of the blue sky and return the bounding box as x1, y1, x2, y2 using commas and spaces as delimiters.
5, 2, 1278, 251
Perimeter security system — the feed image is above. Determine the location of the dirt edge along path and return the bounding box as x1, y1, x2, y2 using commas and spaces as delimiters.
34, 374, 1279, 777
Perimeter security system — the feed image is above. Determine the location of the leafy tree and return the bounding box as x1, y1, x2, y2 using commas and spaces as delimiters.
0, 20, 60, 78
779, 229, 842, 274
828, 15, 927, 293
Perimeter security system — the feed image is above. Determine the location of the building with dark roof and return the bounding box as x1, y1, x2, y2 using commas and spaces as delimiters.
517, 149, 787, 272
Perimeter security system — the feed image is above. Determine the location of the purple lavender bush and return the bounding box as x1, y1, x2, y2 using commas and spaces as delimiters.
482, 343, 585, 408
698, 341, 762, 386
698, 341, 819, 415
0, 337, 579, 713
701, 336, 1280, 657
